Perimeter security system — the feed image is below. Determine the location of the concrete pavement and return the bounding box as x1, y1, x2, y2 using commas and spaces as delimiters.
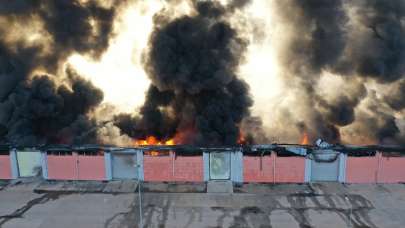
0, 181, 405, 227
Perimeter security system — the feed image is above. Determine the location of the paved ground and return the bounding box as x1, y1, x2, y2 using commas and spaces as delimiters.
0, 180, 405, 228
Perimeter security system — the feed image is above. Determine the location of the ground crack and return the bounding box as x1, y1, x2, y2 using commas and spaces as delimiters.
0, 192, 67, 227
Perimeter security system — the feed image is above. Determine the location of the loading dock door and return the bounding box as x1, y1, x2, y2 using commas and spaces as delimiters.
311, 151, 340, 181
112, 153, 138, 179
209, 152, 231, 180
16, 151, 42, 177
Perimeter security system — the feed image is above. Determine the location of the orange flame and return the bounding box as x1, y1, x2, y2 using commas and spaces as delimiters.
300, 132, 309, 145
237, 131, 247, 145
134, 136, 175, 146
148, 151, 162, 156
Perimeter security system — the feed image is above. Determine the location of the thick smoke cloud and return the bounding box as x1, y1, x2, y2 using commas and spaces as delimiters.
0, 0, 118, 71
346, 90, 405, 145
279, 0, 347, 75
0, 0, 124, 145
274, 0, 405, 144
1, 0, 404, 146
39, 0, 116, 65
115, 0, 255, 146
337, 0, 405, 82
1, 71, 103, 145
274, 0, 348, 143
114, 86, 178, 140
385, 80, 405, 111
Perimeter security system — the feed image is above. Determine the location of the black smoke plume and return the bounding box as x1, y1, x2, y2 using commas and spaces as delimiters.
115, 1, 254, 146
0, 0, 124, 145
385, 80, 405, 111
1, 70, 103, 145
275, 0, 347, 143
336, 0, 405, 82
275, 0, 405, 144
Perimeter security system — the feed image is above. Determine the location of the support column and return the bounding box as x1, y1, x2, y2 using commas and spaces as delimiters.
338, 153, 347, 183
10, 148, 19, 179
203, 151, 210, 181
272, 152, 276, 183
376, 151, 382, 183
304, 156, 312, 183
104, 152, 112, 181
41, 151, 48, 179
136, 149, 144, 181
231, 149, 243, 184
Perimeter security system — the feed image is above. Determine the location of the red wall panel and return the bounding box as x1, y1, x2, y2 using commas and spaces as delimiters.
77, 155, 106, 180
173, 156, 203, 181
275, 156, 305, 183
0, 155, 12, 179
144, 154, 204, 182
346, 156, 378, 183
243, 155, 274, 183
47, 155, 77, 180
379, 155, 405, 183
243, 155, 305, 183
143, 155, 173, 181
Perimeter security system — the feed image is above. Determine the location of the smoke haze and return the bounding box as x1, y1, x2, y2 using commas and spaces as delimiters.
0, 0, 404, 146
115, 0, 255, 146
0, 0, 125, 145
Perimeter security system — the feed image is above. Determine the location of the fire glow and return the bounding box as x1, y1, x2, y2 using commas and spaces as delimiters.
134, 131, 248, 147
134, 136, 175, 146
300, 132, 309, 145
237, 131, 247, 145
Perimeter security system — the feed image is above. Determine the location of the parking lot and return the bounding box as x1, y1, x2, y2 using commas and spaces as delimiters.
1, 180, 405, 227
